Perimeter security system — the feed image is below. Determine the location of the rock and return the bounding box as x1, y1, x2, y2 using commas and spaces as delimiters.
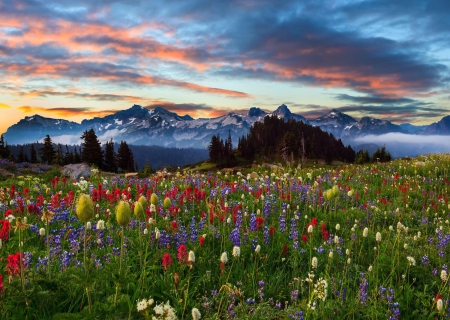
250, 172, 259, 179
125, 172, 138, 179
0, 168, 13, 179
62, 163, 91, 180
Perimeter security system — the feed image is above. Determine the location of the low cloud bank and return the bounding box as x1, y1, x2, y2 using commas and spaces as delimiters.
351, 133, 450, 158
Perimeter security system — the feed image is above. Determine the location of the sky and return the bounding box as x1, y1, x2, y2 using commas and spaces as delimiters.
1, 0, 450, 135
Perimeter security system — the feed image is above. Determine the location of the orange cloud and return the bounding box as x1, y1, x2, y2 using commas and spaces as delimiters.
17, 106, 117, 118
0, 103, 11, 109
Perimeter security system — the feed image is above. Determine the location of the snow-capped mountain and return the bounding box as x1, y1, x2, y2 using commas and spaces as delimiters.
309, 109, 357, 137
342, 116, 405, 138
3, 103, 448, 148
271, 104, 308, 123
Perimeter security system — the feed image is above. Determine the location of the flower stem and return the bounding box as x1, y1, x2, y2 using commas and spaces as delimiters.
84, 222, 92, 313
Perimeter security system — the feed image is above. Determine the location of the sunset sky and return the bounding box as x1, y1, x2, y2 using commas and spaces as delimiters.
1, 0, 450, 135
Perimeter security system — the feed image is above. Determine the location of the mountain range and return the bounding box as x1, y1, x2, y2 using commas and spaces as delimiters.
3, 104, 450, 152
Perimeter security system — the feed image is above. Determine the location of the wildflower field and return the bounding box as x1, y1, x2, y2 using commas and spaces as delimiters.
1, 154, 450, 319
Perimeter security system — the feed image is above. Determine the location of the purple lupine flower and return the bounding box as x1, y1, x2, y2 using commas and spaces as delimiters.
229, 228, 241, 246
358, 273, 368, 305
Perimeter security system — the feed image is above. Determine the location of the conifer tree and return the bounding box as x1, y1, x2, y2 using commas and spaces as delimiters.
30, 144, 38, 163
54, 144, 63, 165
0, 135, 10, 159
117, 141, 135, 172
80, 129, 103, 168
17, 146, 25, 163
74, 147, 81, 163
39, 135, 55, 164
103, 139, 117, 173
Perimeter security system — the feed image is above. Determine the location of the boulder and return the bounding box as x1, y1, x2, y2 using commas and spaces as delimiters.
62, 163, 91, 180
125, 172, 138, 179
0, 168, 13, 179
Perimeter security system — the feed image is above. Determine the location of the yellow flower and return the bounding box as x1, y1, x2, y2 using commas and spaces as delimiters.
14, 217, 30, 232
41, 208, 55, 223
76, 194, 94, 223
116, 201, 131, 226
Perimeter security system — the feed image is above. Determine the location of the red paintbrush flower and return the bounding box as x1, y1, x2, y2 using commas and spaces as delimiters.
162, 253, 173, 270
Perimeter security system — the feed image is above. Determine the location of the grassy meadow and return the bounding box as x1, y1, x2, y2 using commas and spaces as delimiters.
0, 154, 449, 319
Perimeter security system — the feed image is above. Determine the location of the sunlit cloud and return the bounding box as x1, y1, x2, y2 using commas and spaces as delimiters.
0, 103, 11, 109
17, 106, 117, 118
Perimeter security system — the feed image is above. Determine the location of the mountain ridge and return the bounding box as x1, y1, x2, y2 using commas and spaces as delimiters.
3, 104, 450, 148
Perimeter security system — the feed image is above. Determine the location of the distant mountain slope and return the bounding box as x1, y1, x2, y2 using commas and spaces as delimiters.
423, 116, 450, 135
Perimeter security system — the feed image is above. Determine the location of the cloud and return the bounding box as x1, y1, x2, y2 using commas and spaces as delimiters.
17, 106, 117, 118
19, 90, 145, 102
335, 94, 417, 105
353, 133, 450, 155
0, 103, 11, 109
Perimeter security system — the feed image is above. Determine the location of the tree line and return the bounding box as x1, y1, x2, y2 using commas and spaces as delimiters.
0, 129, 138, 173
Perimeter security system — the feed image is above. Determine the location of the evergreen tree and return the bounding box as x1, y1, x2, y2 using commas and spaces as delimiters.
74, 147, 81, 163
39, 135, 55, 164
208, 134, 222, 163
103, 139, 117, 173
80, 129, 103, 168
17, 146, 25, 163
117, 141, 135, 172
141, 159, 153, 177
54, 144, 63, 165
0, 135, 10, 159
30, 144, 38, 163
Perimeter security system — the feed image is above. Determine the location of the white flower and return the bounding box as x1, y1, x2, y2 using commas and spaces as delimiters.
347, 258, 351, 264
188, 251, 195, 263
404, 243, 408, 249
328, 251, 333, 259
335, 224, 340, 230
86, 221, 92, 230
144, 228, 148, 235
136, 299, 148, 312
192, 307, 201, 320
155, 227, 160, 240
96, 220, 105, 230
368, 265, 373, 272
376, 232, 382, 243
346, 249, 350, 256
312, 257, 318, 269
406, 256, 416, 266
307, 225, 313, 234
39, 228, 45, 236
255, 245, 261, 254
220, 252, 228, 264
363, 227, 368, 238
232, 246, 240, 258
437, 299, 443, 312
6, 215, 15, 223
441, 270, 448, 282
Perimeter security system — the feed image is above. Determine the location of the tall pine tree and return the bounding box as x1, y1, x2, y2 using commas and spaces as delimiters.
30, 144, 38, 163
117, 141, 135, 172
103, 139, 117, 173
80, 129, 103, 168
39, 135, 55, 164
